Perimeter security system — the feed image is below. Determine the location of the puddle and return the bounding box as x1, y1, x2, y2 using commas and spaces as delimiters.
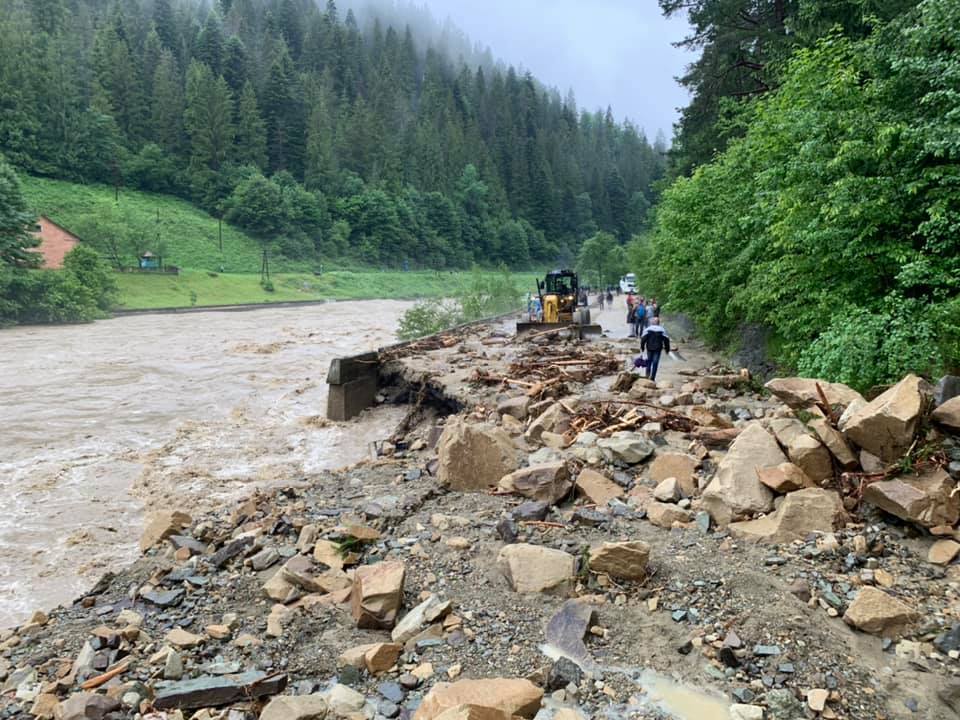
635, 670, 732, 719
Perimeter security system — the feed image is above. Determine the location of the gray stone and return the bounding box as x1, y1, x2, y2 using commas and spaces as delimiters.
936, 376, 960, 407
544, 600, 598, 672
513, 501, 551, 521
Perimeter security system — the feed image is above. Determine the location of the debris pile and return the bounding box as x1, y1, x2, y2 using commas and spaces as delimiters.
3, 321, 960, 720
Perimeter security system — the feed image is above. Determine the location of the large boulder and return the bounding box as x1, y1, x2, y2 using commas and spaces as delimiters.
259, 694, 328, 720
769, 418, 833, 482
701, 423, 786, 526
588, 541, 650, 581
497, 544, 575, 595
350, 561, 405, 629
764, 378, 865, 411
596, 432, 656, 465
935, 376, 960, 407
843, 375, 931, 462
498, 463, 572, 505
575, 469, 624, 506
525, 403, 570, 444
140, 510, 192, 552
414, 679, 543, 720
437, 419, 520, 492
932, 396, 960, 434
648, 452, 699, 497
808, 418, 859, 470
756, 463, 815, 493
728, 489, 847, 544
862, 468, 959, 529
843, 587, 918, 637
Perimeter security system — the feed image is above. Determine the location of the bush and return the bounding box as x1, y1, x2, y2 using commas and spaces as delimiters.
397, 300, 463, 341
796, 299, 941, 392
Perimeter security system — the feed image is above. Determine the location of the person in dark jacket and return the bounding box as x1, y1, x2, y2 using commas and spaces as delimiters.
640, 317, 670, 382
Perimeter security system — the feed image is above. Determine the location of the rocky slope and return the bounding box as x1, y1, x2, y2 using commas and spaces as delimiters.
3, 324, 960, 720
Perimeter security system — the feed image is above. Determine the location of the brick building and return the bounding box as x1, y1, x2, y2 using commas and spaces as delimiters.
30, 216, 81, 269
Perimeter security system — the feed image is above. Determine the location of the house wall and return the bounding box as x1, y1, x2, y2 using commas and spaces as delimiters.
30, 217, 80, 269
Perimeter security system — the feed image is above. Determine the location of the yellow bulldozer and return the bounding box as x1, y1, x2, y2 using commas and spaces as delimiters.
517, 269, 601, 336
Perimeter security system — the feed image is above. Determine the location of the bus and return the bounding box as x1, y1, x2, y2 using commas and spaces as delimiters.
619, 273, 637, 293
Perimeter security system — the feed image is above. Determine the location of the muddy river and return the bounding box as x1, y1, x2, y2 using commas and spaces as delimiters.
0, 301, 413, 628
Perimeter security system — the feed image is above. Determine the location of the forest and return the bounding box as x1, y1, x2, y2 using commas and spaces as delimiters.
649, 0, 960, 390
0, 0, 666, 271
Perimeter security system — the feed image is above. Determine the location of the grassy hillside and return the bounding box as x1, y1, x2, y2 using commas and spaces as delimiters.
21, 175, 542, 311
20, 176, 299, 274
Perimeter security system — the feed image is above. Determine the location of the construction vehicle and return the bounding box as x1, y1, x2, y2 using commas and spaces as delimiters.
517, 269, 601, 336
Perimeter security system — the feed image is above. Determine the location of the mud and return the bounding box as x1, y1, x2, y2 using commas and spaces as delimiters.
0, 300, 413, 628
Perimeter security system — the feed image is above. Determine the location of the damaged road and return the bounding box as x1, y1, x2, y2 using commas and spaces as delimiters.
3, 316, 960, 720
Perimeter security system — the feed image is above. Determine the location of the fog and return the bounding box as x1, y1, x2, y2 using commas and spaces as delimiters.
342, 0, 693, 139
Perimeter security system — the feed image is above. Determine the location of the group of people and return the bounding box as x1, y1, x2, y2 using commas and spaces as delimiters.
625, 293, 660, 337
626, 292, 670, 382
596, 288, 615, 309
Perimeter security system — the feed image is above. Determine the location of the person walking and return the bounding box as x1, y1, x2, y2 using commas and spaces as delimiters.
632, 298, 646, 337
598, 291, 605, 310
640, 316, 671, 382
625, 296, 636, 336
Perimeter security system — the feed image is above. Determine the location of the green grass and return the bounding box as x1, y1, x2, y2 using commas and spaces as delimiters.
20, 175, 300, 274
115, 270, 541, 310
21, 175, 543, 311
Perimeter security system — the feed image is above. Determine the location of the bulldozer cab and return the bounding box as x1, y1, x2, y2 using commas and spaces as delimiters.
539, 270, 578, 300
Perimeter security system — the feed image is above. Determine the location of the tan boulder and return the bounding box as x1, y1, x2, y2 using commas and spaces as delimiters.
764, 378, 865, 410
756, 463, 815, 493
862, 469, 959, 528
933, 396, 960, 434
843, 374, 931, 462
770, 418, 833, 482
140, 510, 191, 552
928, 540, 960, 566
497, 396, 531, 421
648, 453, 699, 497
350, 560, 406, 629
596, 431, 656, 464
575, 469, 624, 506
701, 423, 785, 526
589, 541, 650, 580
687, 407, 733, 429
282, 555, 351, 594
497, 544, 575, 595
501, 415, 525, 436
728, 488, 847, 544
647, 501, 693, 528
263, 570, 303, 604
338, 642, 402, 674
313, 540, 345, 571
525, 403, 570, 444
433, 706, 521, 720
498, 463, 572, 505
414, 679, 544, 720
843, 587, 919, 637
259, 694, 328, 720
809, 418, 859, 469
437, 419, 520, 492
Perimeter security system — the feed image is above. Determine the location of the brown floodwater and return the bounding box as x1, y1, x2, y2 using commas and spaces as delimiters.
0, 300, 413, 628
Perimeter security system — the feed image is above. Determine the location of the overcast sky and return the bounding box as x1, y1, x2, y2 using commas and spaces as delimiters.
415, 0, 694, 139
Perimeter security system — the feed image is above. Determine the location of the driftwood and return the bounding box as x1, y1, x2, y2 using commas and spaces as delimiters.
80, 661, 130, 690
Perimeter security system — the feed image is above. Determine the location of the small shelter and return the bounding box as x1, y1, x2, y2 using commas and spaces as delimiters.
29, 216, 81, 269
138, 251, 163, 271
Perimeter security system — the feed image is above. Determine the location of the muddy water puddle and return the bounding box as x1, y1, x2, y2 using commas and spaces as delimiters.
0, 301, 413, 628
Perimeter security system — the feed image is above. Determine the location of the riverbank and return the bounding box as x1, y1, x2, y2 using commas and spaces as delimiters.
3, 301, 959, 720
113, 270, 540, 311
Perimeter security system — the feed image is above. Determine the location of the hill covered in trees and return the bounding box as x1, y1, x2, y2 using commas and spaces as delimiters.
650, 0, 960, 389
0, 0, 666, 270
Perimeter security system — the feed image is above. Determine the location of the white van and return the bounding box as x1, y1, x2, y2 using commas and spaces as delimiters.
619, 273, 637, 293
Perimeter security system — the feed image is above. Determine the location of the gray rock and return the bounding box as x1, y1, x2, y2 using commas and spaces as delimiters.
766, 688, 804, 720
544, 600, 598, 672
497, 515, 519, 543
546, 657, 583, 692
250, 547, 280, 571
936, 376, 960, 407
378, 682, 405, 704
513, 501, 551, 521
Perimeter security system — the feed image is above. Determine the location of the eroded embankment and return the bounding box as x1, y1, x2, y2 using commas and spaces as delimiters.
3, 307, 960, 720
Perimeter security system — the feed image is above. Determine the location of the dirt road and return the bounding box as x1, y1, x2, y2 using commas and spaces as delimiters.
0, 301, 412, 628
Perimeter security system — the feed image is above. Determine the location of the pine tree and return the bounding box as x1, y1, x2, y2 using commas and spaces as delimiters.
222, 36, 247, 99
235, 82, 267, 169
197, 12, 225, 76
151, 50, 185, 155
184, 61, 234, 172
153, 0, 178, 51
0, 157, 39, 268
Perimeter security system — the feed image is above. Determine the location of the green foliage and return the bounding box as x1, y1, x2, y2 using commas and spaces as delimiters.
397, 265, 523, 341
0, 155, 39, 268
576, 231, 624, 288
0, 0, 666, 271
653, 0, 960, 390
